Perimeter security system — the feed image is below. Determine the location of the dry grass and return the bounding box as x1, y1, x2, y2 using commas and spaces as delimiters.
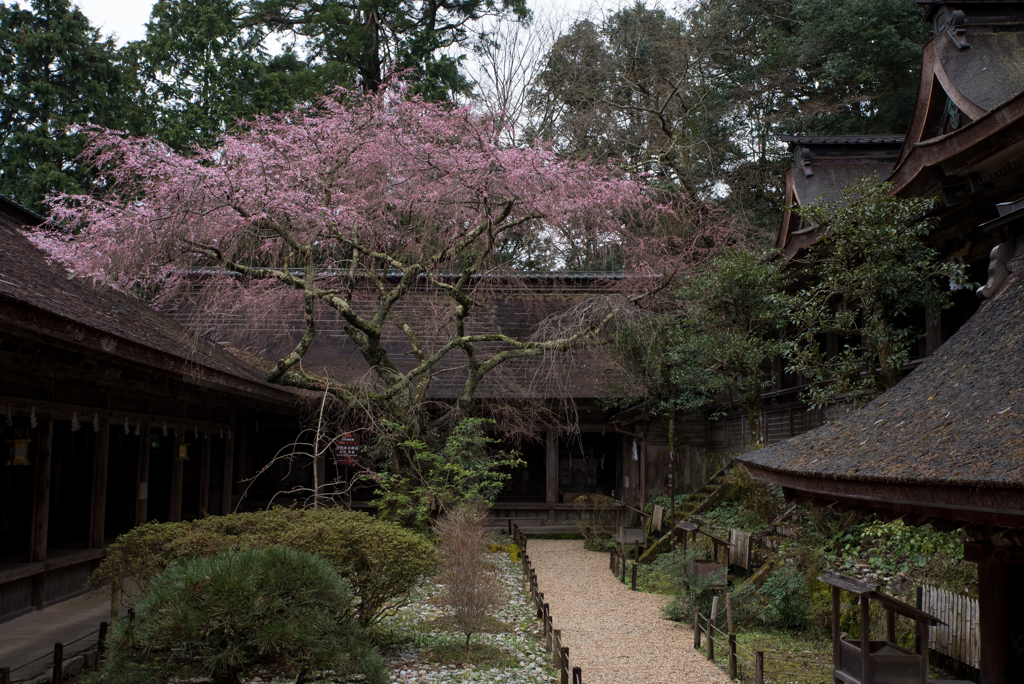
435, 505, 505, 649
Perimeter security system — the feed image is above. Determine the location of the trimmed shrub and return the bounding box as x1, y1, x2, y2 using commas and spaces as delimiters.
90, 506, 438, 626
103, 547, 386, 684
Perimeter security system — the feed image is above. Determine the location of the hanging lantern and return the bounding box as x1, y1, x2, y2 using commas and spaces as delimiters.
177, 443, 190, 461
5, 438, 32, 466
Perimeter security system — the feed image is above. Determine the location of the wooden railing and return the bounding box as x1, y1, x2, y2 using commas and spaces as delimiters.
2, 618, 112, 684
512, 525, 583, 684
691, 601, 831, 684
919, 585, 980, 670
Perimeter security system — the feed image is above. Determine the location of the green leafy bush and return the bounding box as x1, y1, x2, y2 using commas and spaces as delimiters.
90, 507, 438, 626
372, 419, 524, 529
103, 547, 386, 684
654, 549, 726, 622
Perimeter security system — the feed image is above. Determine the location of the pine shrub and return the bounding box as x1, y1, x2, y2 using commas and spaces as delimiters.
103, 547, 386, 684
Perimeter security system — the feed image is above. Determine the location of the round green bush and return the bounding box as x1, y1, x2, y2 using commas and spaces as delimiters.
103, 547, 386, 684
91, 506, 438, 626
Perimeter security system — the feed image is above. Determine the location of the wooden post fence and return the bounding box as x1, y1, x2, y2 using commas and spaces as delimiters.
52, 642, 64, 684
755, 651, 764, 684
514, 526, 582, 684
97, 621, 109, 665
728, 634, 737, 679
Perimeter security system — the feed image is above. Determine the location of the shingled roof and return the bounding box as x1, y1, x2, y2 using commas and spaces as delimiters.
190, 281, 627, 401
738, 254, 1024, 528
0, 199, 295, 405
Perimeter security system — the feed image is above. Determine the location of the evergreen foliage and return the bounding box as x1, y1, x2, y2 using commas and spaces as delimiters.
103, 547, 386, 684
248, 0, 530, 98
372, 418, 524, 530
784, 181, 970, 407
88, 506, 438, 626
125, 0, 327, 150
0, 0, 135, 211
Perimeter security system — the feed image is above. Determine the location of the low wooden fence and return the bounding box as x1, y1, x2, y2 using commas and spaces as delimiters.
919, 585, 980, 670
692, 604, 832, 684
512, 525, 583, 684
1, 619, 112, 684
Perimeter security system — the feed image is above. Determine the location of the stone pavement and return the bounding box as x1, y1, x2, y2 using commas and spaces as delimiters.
0, 592, 113, 680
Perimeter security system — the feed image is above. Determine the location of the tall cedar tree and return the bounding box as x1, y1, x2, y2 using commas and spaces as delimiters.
124, 0, 329, 151
248, 0, 530, 100
0, 0, 136, 212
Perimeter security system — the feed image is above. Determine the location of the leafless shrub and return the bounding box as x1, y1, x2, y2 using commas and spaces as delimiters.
434, 504, 505, 649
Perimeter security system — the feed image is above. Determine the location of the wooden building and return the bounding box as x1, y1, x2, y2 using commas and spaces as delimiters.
739, 6, 1024, 681
738, 246, 1024, 682
201, 275, 716, 524
0, 197, 298, 622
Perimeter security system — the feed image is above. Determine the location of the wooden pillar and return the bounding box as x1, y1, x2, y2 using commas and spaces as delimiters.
222, 423, 235, 515
135, 424, 150, 526
831, 587, 840, 677
545, 429, 558, 505
31, 415, 53, 563
169, 428, 184, 523
978, 562, 1010, 684
199, 430, 211, 515
860, 595, 871, 684
89, 416, 110, 549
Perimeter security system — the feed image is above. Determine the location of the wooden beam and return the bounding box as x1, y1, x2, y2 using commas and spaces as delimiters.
31, 415, 53, 563
964, 542, 1024, 565
199, 430, 211, 515
169, 428, 184, 523
222, 422, 235, 515
89, 416, 110, 549
135, 423, 150, 526
545, 429, 557, 505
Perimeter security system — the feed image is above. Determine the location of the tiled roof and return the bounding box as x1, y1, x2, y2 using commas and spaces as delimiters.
739, 256, 1024, 489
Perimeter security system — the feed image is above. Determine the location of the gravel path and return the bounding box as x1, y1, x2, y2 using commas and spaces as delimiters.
527, 539, 731, 684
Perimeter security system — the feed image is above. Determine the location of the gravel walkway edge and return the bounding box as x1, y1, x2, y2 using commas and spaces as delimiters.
526, 539, 732, 684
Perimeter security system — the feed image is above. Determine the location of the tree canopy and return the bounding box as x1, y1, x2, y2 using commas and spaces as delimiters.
784, 182, 968, 407
0, 0, 136, 212
32, 84, 733, 441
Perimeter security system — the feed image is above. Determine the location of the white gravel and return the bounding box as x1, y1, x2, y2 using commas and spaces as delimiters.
526, 539, 732, 684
